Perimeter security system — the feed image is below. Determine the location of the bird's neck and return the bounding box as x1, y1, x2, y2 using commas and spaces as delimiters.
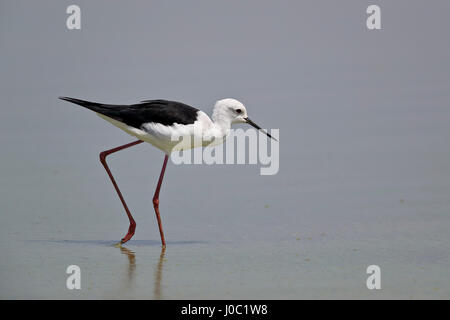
200, 109, 231, 144
211, 112, 232, 137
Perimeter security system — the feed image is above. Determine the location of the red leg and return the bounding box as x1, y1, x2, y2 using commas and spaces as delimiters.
99, 140, 143, 244
153, 155, 169, 247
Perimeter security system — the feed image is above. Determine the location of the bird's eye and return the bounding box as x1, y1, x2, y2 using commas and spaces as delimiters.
235, 109, 242, 114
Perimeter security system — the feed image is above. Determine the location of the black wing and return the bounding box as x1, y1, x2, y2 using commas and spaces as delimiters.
59, 97, 199, 128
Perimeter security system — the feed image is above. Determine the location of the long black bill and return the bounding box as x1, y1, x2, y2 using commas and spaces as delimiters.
244, 118, 278, 141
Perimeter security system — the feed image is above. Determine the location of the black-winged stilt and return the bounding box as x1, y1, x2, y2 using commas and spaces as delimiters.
59, 97, 276, 247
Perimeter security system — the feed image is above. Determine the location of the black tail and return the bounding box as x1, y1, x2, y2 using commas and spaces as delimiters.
58, 96, 105, 112
59, 96, 127, 121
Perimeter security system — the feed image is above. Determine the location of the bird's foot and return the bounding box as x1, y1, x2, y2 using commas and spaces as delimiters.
120, 235, 133, 245
118, 222, 136, 245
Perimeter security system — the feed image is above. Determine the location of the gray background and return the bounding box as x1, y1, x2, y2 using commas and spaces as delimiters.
1, 0, 449, 299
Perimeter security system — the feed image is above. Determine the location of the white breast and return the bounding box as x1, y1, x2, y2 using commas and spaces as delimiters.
97, 111, 225, 154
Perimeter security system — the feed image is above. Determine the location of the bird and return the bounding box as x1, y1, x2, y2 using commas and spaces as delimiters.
59, 96, 276, 247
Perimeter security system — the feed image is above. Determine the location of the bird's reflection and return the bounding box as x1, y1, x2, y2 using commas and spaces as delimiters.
154, 247, 166, 300
115, 244, 166, 299
119, 246, 136, 285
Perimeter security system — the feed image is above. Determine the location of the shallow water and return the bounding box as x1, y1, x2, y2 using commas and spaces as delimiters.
1, 1, 450, 299
2, 234, 449, 299
1, 170, 449, 300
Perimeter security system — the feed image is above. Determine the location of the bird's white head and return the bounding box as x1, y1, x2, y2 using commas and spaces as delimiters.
212, 98, 248, 125
212, 98, 277, 141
